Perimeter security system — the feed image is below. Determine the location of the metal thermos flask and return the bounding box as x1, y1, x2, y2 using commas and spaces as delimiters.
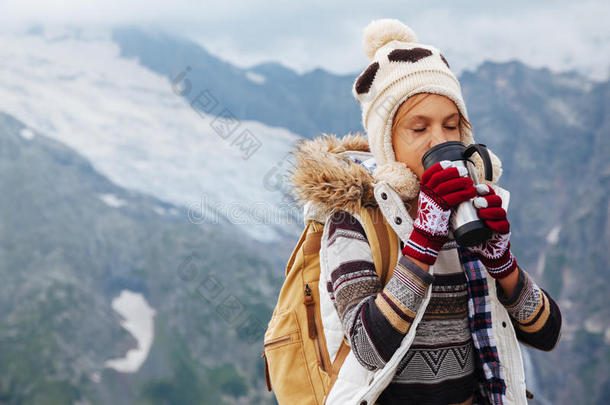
421, 141, 494, 247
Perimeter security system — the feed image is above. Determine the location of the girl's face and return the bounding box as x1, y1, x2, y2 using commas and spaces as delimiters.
391, 94, 461, 180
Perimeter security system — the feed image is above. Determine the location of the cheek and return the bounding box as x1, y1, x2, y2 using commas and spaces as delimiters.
402, 136, 429, 160
395, 133, 428, 152
393, 135, 428, 174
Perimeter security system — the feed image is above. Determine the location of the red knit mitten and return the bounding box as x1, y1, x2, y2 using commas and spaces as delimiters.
402, 160, 477, 265
467, 184, 518, 279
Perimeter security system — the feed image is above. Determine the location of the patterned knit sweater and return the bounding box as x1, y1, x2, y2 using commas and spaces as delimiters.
324, 209, 562, 405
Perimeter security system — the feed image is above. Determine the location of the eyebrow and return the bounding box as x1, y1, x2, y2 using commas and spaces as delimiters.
406, 112, 459, 123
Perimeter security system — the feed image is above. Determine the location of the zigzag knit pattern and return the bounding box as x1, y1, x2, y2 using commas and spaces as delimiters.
324, 209, 562, 404
326, 210, 476, 403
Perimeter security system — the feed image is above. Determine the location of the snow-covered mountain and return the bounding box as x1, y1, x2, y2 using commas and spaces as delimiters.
0, 110, 281, 404
2, 23, 610, 404
0, 25, 303, 242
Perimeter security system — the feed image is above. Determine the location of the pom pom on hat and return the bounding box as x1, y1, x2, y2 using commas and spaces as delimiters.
352, 18, 505, 202
363, 18, 418, 60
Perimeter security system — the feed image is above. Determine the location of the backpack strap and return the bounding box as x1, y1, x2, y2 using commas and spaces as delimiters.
323, 337, 351, 405
323, 206, 400, 405
360, 205, 399, 285
285, 218, 325, 277
323, 206, 400, 404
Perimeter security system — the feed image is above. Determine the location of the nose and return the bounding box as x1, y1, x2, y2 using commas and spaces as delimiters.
429, 125, 448, 148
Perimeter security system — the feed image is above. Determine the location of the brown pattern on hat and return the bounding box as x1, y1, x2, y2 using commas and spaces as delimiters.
387, 47, 432, 63
355, 61, 379, 94
440, 53, 450, 69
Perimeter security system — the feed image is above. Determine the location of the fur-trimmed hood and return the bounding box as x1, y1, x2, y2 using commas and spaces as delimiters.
288, 132, 376, 217
287, 131, 503, 219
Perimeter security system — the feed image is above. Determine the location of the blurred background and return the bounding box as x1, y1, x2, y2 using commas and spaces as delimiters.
0, 1, 609, 404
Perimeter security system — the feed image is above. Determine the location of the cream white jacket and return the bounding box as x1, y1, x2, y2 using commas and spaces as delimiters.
308, 181, 530, 405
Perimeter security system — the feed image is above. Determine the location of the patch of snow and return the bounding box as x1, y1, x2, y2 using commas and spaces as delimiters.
89, 372, 101, 383
0, 28, 302, 242
546, 225, 561, 245
152, 206, 166, 215
548, 98, 582, 127
104, 290, 156, 373
19, 127, 35, 140
495, 78, 508, 88
98, 193, 127, 208
246, 71, 266, 84
584, 317, 604, 334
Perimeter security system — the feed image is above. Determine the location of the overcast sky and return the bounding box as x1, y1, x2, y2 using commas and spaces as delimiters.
2, 0, 609, 81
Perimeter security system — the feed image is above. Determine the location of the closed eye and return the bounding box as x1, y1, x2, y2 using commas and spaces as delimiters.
413, 126, 458, 132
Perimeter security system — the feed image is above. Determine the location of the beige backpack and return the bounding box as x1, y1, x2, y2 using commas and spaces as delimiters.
261, 204, 400, 404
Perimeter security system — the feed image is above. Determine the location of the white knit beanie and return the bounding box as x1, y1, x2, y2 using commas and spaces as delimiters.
352, 18, 502, 201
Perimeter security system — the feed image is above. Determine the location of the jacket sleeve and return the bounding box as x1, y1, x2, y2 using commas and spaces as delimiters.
324, 210, 435, 371
495, 265, 562, 351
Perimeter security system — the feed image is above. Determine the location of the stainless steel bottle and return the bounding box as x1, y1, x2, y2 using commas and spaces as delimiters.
421, 141, 494, 247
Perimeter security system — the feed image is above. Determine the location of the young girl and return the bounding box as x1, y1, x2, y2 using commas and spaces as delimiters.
291, 18, 561, 405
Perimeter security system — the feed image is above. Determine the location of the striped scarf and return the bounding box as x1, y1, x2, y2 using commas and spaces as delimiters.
458, 245, 506, 405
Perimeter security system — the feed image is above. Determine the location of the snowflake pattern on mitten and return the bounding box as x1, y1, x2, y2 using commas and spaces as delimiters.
403, 161, 477, 265
403, 188, 453, 265
413, 192, 451, 237
469, 231, 510, 260
469, 231, 516, 279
